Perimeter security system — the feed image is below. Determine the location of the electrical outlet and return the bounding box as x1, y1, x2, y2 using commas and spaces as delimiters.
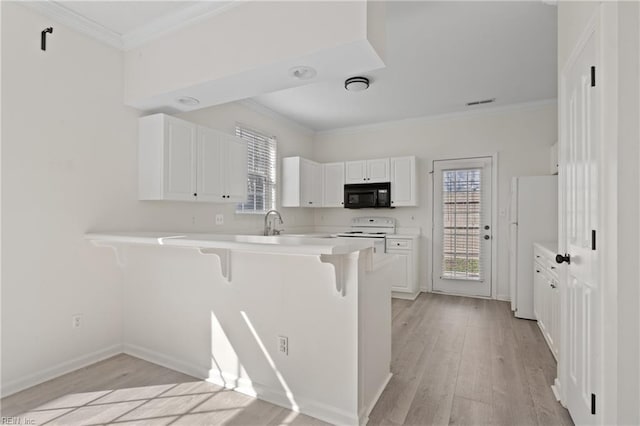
278, 336, 288, 355
72, 314, 82, 328
215, 214, 224, 225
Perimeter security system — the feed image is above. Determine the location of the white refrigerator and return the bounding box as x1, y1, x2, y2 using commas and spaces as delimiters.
509, 175, 558, 320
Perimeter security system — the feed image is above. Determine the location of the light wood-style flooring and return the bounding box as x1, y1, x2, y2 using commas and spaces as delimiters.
1, 293, 572, 425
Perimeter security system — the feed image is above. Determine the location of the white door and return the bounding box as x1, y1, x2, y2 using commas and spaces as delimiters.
560, 24, 601, 425
164, 117, 197, 201
367, 158, 390, 183
322, 162, 344, 207
433, 157, 493, 297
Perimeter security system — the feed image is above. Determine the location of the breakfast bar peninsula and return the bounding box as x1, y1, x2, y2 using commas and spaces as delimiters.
86, 232, 395, 425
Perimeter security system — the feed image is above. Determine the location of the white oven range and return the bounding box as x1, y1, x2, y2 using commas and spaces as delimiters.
335, 217, 396, 254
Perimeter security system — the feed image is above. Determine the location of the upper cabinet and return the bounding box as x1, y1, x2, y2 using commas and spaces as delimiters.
139, 114, 247, 202
282, 156, 323, 207
323, 162, 345, 207
197, 127, 248, 203
282, 155, 417, 208
550, 142, 559, 175
390, 156, 417, 207
345, 158, 390, 183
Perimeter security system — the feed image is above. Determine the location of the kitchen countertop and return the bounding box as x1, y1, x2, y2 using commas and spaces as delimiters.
85, 231, 375, 256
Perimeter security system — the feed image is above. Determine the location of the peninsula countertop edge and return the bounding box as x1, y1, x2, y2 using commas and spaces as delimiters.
84, 231, 375, 256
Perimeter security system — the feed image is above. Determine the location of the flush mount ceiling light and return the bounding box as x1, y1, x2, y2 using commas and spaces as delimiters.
177, 96, 200, 106
289, 66, 317, 80
345, 76, 370, 92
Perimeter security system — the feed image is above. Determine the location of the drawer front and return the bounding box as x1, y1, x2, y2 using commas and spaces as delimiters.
387, 239, 412, 250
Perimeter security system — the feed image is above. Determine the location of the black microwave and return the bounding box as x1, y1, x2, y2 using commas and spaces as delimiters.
344, 182, 392, 209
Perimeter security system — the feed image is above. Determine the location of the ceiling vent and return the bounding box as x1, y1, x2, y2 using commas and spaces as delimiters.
466, 98, 496, 107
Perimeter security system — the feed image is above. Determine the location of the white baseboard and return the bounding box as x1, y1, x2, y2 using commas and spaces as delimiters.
124, 343, 361, 426
551, 378, 564, 405
359, 372, 392, 425
122, 343, 209, 379
0, 344, 122, 398
496, 294, 511, 302
392, 291, 420, 300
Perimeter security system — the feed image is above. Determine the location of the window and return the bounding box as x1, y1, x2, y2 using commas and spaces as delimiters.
235, 126, 277, 214
441, 168, 483, 280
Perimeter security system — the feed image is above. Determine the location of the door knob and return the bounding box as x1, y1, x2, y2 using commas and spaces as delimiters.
483, 235, 490, 240
555, 253, 571, 264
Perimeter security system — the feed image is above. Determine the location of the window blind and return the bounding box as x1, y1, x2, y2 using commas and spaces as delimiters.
441, 168, 484, 281
235, 126, 277, 214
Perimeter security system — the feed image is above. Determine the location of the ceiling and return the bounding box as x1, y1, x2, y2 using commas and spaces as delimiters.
253, 1, 558, 131
32, 1, 557, 132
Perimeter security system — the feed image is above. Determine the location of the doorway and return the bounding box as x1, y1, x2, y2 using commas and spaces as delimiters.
432, 157, 494, 298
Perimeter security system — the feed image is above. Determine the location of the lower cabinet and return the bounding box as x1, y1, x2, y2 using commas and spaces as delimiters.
386, 236, 419, 300
533, 243, 560, 360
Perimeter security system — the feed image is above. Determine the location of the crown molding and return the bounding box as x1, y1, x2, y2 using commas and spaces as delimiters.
238, 99, 316, 138
21, 1, 241, 51
121, 1, 238, 50
316, 98, 558, 137
22, 1, 123, 49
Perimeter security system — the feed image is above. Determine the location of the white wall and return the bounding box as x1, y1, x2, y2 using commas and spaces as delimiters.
312, 103, 558, 300
0, 3, 314, 396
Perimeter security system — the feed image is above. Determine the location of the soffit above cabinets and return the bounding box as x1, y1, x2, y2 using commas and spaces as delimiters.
26, 1, 387, 119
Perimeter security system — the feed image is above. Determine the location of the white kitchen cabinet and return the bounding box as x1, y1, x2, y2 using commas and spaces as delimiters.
390, 156, 417, 207
197, 128, 248, 202
139, 114, 197, 201
139, 113, 247, 202
386, 236, 419, 300
550, 142, 559, 175
345, 158, 390, 184
322, 162, 345, 207
282, 156, 323, 207
533, 242, 560, 360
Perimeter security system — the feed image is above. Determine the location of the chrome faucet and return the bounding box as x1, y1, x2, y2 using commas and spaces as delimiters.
263, 209, 284, 236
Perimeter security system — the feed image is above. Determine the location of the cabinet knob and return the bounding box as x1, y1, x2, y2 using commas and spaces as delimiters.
536, 269, 540, 273
193, 193, 197, 197
483, 235, 490, 240
556, 253, 571, 264
550, 282, 557, 289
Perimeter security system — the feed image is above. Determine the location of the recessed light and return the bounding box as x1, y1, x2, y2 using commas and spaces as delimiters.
289, 66, 317, 80
466, 98, 496, 106
345, 76, 370, 92
177, 96, 200, 106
